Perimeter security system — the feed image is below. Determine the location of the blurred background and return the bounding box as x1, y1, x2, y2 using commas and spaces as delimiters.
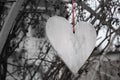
0, 0, 120, 80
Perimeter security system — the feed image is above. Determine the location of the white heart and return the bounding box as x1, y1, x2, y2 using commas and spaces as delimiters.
46, 16, 96, 74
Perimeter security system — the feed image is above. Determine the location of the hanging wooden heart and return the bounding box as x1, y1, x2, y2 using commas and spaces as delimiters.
46, 16, 96, 74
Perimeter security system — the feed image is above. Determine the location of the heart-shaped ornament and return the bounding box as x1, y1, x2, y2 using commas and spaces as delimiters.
46, 16, 96, 74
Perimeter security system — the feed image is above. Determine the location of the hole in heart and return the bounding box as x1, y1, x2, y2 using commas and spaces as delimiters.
73, 29, 75, 34
72, 24, 75, 34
